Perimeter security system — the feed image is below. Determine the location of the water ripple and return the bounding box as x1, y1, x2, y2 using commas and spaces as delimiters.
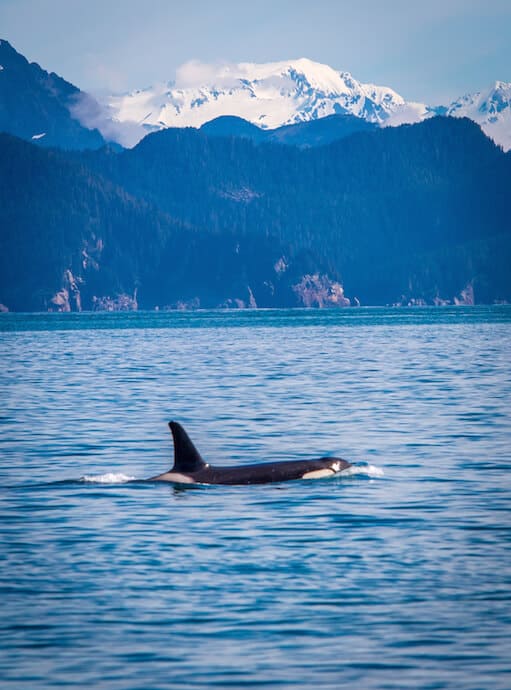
1, 308, 510, 689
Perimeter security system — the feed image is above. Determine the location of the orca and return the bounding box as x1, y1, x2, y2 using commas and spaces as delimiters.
149, 421, 351, 485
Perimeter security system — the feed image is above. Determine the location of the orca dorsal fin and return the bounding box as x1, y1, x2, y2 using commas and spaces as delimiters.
169, 421, 207, 473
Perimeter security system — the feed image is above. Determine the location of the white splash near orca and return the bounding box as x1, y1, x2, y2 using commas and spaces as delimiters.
149, 421, 352, 485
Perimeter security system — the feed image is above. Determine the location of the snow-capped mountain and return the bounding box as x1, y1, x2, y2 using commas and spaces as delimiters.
446, 81, 511, 151
106, 59, 511, 150
2, 38, 509, 151
108, 58, 426, 136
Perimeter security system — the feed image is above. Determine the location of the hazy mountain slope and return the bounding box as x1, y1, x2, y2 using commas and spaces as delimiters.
0, 39, 105, 150
200, 116, 267, 142
200, 114, 377, 147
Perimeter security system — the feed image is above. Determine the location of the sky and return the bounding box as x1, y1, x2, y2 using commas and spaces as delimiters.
0, 0, 510, 104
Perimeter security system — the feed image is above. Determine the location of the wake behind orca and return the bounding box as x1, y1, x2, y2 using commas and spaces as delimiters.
149, 421, 351, 485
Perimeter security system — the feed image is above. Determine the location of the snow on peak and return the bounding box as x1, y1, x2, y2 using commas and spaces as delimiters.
175, 57, 355, 94
446, 81, 511, 150
95, 59, 511, 151
107, 57, 409, 138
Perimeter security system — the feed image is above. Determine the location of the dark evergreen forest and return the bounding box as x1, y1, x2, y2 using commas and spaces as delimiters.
1, 116, 510, 311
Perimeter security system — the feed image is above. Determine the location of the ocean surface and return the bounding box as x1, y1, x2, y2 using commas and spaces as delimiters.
1, 306, 510, 689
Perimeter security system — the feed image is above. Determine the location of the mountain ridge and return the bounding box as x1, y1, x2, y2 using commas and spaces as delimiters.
0, 38, 105, 150
1, 42, 510, 312
446, 80, 511, 151
199, 113, 377, 147
1, 40, 509, 151
104, 57, 510, 150
1, 116, 510, 312
106, 57, 421, 146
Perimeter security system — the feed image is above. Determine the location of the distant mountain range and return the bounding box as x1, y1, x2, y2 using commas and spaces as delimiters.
1, 39, 510, 312
107, 57, 511, 150
108, 57, 422, 137
0, 39, 510, 150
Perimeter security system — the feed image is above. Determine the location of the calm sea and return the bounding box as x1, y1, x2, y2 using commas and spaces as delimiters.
1, 307, 510, 689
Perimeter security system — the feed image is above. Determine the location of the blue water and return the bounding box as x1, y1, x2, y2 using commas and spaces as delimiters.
1, 307, 510, 689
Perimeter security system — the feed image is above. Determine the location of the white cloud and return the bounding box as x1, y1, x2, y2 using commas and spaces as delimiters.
68, 91, 147, 147
175, 59, 244, 90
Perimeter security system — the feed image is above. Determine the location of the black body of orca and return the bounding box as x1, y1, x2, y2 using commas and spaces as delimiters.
149, 421, 351, 485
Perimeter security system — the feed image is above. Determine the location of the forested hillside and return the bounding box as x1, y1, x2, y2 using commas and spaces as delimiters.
0, 135, 322, 311
1, 116, 510, 311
